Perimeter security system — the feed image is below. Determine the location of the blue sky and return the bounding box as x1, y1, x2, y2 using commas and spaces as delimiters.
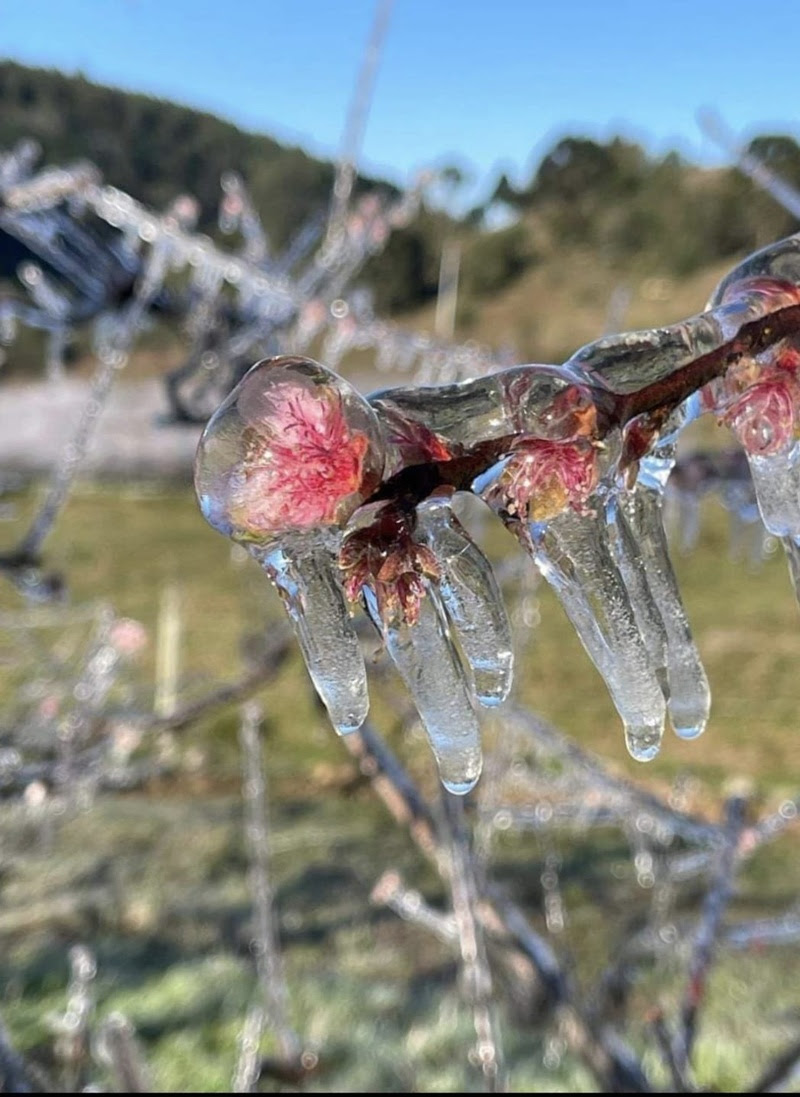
2, 0, 799, 207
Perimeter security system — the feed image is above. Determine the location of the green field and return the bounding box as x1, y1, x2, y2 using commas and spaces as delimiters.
1, 476, 799, 1091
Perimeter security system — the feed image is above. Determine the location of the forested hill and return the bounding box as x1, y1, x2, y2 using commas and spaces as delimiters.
3, 59, 800, 341
0, 59, 455, 314
0, 60, 347, 243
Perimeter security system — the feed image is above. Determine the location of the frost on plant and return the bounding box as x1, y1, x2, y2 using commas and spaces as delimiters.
195, 232, 800, 791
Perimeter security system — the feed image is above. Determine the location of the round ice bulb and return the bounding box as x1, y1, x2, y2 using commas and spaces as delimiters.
195, 356, 385, 544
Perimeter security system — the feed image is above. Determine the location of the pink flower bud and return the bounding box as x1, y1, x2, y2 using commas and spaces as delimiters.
195, 356, 385, 544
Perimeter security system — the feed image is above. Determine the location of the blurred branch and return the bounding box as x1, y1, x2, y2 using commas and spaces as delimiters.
441, 791, 507, 1092
370, 869, 458, 944
343, 720, 652, 1092
749, 1033, 800, 1093
675, 796, 748, 1073
142, 630, 292, 737
0, 1013, 49, 1093
502, 705, 720, 845
95, 1012, 151, 1094
238, 701, 304, 1074
649, 1011, 694, 1094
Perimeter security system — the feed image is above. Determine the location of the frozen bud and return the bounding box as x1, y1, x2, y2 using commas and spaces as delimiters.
194, 356, 385, 738
339, 502, 440, 627
703, 340, 800, 542
195, 355, 385, 545
710, 346, 800, 458
479, 438, 600, 524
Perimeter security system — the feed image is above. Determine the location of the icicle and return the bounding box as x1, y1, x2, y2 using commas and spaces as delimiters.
531, 506, 666, 761
618, 481, 711, 740
782, 535, 800, 605
417, 499, 513, 707
260, 535, 369, 734
606, 496, 669, 696
746, 445, 800, 538
363, 584, 483, 794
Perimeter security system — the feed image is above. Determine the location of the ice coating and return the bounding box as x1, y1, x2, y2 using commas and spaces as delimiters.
260, 535, 369, 734
339, 496, 509, 784
782, 536, 800, 603
708, 233, 800, 310
477, 437, 601, 524
194, 355, 385, 544
703, 304, 800, 540
370, 365, 595, 476
362, 584, 483, 794
417, 499, 513, 707
338, 501, 442, 627
568, 240, 800, 404
473, 420, 670, 758
566, 316, 723, 397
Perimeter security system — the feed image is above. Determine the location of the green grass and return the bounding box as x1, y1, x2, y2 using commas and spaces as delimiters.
1, 478, 800, 1091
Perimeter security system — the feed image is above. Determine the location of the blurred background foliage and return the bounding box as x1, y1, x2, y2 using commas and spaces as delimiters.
3, 59, 800, 362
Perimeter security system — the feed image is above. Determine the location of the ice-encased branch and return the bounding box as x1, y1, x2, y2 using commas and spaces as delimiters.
195, 232, 800, 790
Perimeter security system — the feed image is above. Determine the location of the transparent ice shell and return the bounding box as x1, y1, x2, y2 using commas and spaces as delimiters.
195, 355, 385, 545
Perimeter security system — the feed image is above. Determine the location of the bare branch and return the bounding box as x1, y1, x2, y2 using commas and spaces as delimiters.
675, 796, 748, 1072
95, 1012, 151, 1093
749, 1034, 800, 1093
441, 791, 507, 1092
238, 701, 303, 1070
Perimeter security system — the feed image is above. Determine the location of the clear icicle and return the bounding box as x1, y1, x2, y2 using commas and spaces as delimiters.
747, 443, 800, 539
606, 497, 669, 697
531, 506, 666, 761
363, 584, 483, 794
619, 481, 711, 740
417, 500, 514, 707
261, 534, 369, 734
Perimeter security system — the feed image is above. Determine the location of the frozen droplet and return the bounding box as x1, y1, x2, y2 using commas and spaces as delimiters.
363, 585, 482, 794
532, 506, 666, 758
417, 501, 513, 706
262, 536, 368, 734
625, 722, 663, 762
